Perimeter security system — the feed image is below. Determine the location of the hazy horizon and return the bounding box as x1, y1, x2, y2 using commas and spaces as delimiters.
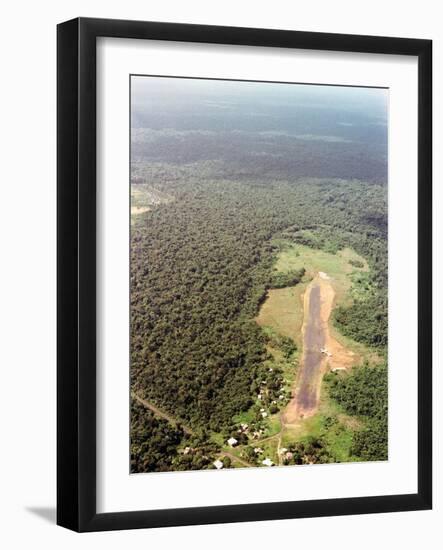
131, 75, 388, 183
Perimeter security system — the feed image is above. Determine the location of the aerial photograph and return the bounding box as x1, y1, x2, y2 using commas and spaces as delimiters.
130, 76, 388, 473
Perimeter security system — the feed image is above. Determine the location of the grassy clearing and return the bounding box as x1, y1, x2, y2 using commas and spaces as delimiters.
257, 243, 369, 348
261, 438, 280, 465
131, 184, 150, 209
131, 184, 173, 224
257, 286, 304, 346
317, 387, 360, 461
280, 389, 359, 463
274, 242, 367, 306
210, 432, 226, 447
257, 242, 375, 360
232, 409, 256, 426
267, 415, 282, 437
262, 330, 299, 393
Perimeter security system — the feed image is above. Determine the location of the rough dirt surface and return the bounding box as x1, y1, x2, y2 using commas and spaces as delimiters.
131, 206, 150, 215
282, 274, 358, 425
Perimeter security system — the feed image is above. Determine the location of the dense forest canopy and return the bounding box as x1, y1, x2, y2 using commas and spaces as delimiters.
325, 362, 388, 461
130, 76, 388, 472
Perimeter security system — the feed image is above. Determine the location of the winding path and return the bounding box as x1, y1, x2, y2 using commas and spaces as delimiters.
131, 391, 254, 467
131, 391, 194, 435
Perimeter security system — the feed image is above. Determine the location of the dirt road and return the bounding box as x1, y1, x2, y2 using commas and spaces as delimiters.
132, 391, 255, 467
131, 391, 194, 435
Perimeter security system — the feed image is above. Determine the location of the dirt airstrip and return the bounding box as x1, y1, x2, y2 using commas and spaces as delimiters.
282, 273, 358, 425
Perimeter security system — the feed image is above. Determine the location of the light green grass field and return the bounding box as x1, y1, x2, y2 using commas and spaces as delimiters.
257, 243, 368, 348
274, 243, 367, 305
280, 383, 361, 462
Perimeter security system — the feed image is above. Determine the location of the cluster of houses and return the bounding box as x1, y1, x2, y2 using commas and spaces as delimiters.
214, 446, 294, 469
257, 381, 286, 404
212, 454, 275, 469
219, 373, 292, 469
253, 447, 274, 467
278, 447, 294, 462
229, 425, 266, 441
224, 437, 276, 467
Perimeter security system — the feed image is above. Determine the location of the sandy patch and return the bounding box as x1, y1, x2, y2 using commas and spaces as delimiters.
318, 278, 359, 373
131, 206, 150, 215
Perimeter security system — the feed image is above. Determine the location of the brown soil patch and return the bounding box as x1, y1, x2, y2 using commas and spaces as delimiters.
320, 277, 359, 373
337, 413, 363, 430
282, 274, 360, 426
131, 206, 150, 215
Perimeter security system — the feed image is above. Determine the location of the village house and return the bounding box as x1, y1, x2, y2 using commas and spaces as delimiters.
213, 459, 224, 470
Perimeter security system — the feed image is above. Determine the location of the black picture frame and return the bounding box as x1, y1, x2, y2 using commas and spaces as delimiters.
57, 17, 432, 532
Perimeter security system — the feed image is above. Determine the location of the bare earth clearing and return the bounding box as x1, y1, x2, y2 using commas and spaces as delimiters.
283, 274, 357, 425
131, 206, 150, 216
130, 184, 173, 223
